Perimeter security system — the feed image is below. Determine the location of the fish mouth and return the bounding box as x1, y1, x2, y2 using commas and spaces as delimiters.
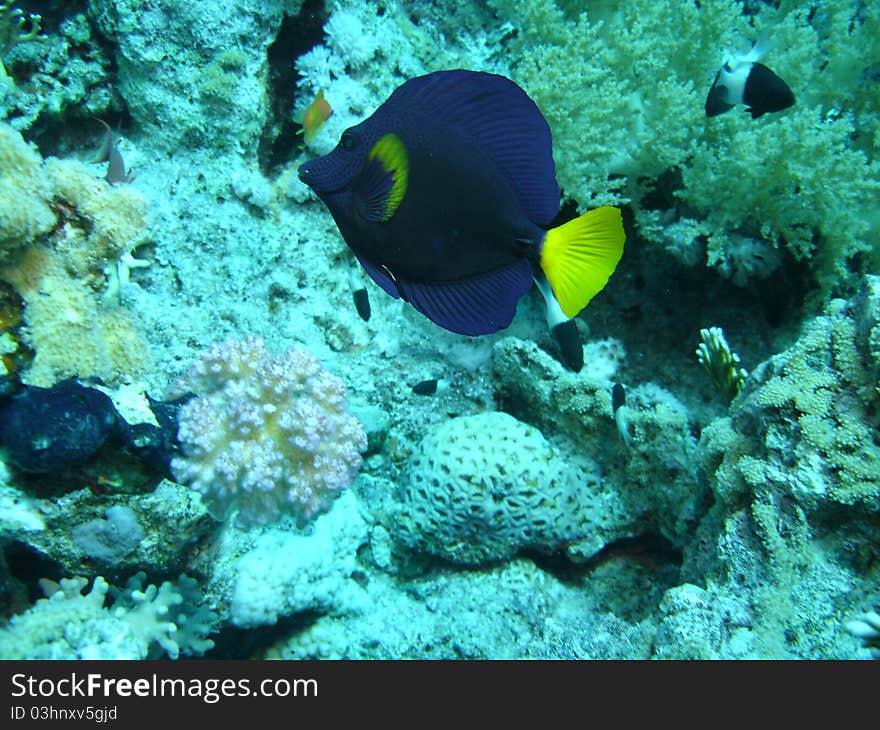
297, 159, 346, 195
297, 161, 318, 187
297, 164, 348, 211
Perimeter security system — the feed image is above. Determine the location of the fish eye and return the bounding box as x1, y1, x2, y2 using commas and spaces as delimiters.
341, 129, 357, 151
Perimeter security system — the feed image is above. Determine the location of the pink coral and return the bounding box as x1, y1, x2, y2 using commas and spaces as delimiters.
171, 336, 366, 527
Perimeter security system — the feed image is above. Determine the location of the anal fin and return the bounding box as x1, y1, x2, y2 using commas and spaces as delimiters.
397, 260, 533, 336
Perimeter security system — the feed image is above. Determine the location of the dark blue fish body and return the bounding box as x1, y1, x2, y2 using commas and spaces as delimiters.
330, 118, 540, 281
299, 70, 624, 353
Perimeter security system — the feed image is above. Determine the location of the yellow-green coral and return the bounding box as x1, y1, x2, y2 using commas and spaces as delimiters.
1, 247, 151, 386
0, 124, 147, 284
0, 123, 151, 385
42, 157, 147, 282
702, 297, 880, 511
0, 124, 54, 257
490, 0, 880, 292
0, 1, 44, 73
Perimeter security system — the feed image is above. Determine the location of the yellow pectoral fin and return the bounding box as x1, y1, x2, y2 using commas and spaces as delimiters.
539, 206, 625, 318
368, 133, 408, 221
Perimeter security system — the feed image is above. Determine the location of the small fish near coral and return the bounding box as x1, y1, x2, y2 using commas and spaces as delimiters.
298, 70, 626, 372
295, 89, 333, 146
93, 119, 132, 184
611, 382, 633, 449
411, 377, 448, 396
705, 39, 795, 119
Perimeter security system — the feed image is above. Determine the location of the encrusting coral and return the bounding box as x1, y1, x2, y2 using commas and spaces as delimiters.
0, 123, 54, 257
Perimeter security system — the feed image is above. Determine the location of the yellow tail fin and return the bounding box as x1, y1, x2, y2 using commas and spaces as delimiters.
539, 206, 625, 318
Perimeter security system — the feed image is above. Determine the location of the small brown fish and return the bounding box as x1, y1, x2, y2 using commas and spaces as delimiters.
296, 90, 333, 145
93, 119, 131, 184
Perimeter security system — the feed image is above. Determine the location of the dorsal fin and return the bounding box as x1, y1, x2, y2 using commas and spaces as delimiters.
385, 70, 560, 226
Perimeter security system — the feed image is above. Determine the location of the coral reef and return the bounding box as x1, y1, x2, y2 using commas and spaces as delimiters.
395, 412, 598, 564
293, 0, 509, 157
701, 288, 880, 513
224, 490, 369, 628
0, 573, 214, 659
0, 2, 43, 76
171, 336, 367, 527
0, 0, 878, 661
264, 558, 590, 659
13, 479, 213, 580
1, 4, 117, 132
490, 0, 880, 294
491, 336, 705, 556
684, 281, 880, 657
88, 0, 292, 154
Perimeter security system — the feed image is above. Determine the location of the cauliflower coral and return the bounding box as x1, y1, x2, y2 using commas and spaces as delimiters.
171, 336, 366, 528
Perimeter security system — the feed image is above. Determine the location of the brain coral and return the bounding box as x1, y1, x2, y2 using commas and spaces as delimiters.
171, 336, 366, 528
396, 412, 593, 564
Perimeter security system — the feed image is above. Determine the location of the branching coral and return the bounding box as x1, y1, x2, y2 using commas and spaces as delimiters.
0, 573, 214, 660
0, 1, 44, 72
700, 288, 880, 512
489, 0, 880, 292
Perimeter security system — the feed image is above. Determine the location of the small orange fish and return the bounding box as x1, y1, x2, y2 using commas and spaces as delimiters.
296, 90, 333, 145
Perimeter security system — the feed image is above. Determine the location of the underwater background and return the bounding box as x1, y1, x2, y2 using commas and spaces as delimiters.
0, 0, 878, 660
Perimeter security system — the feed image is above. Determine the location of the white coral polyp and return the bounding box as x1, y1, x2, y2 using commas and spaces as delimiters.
171, 336, 367, 527
324, 9, 377, 68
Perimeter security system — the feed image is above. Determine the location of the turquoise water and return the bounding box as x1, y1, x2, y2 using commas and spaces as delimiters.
0, 0, 877, 659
